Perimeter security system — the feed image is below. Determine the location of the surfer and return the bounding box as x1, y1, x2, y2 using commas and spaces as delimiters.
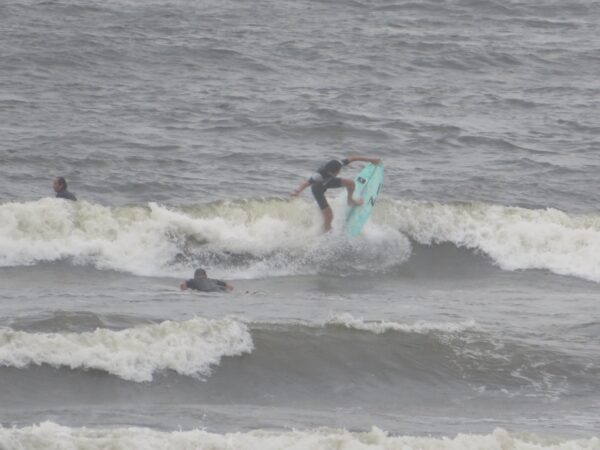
180, 268, 234, 292
53, 177, 77, 201
291, 156, 381, 231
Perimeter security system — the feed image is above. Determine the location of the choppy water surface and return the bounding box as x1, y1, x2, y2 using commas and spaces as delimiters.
1, 0, 599, 448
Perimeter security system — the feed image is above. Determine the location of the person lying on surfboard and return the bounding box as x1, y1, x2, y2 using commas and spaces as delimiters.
291, 156, 381, 232
180, 268, 234, 292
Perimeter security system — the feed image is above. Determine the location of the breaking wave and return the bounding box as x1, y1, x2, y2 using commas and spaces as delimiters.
1, 197, 599, 282
0, 422, 597, 450
0, 317, 252, 382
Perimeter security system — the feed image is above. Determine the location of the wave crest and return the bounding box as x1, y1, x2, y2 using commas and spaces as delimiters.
0, 423, 596, 449
384, 200, 600, 282
325, 313, 478, 335
1, 198, 599, 282
0, 317, 253, 382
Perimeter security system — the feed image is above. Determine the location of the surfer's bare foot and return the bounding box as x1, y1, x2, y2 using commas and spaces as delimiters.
349, 198, 363, 206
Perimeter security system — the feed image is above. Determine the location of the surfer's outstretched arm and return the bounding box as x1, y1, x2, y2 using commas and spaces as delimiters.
346, 156, 382, 165
291, 180, 310, 197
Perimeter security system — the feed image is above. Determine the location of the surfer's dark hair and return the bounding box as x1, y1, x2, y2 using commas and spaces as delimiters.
323, 160, 342, 173
56, 177, 67, 189
194, 268, 207, 278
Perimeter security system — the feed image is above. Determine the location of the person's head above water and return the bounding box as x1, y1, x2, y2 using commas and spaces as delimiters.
322, 159, 343, 175
194, 268, 207, 279
53, 177, 67, 193
180, 268, 234, 292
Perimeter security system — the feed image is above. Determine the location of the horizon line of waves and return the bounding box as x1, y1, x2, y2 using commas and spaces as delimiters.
0, 317, 253, 382
0, 423, 597, 449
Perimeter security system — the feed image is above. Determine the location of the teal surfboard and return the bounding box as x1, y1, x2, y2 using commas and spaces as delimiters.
344, 163, 384, 236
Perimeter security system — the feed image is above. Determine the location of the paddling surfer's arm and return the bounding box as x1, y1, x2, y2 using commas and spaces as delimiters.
216, 280, 235, 292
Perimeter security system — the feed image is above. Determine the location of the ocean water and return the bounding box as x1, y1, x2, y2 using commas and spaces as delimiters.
1, 0, 600, 448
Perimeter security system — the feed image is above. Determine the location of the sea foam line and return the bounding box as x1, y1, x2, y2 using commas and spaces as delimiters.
0, 422, 597, 450
0, 317, 253, 382
325, 313, 478, 335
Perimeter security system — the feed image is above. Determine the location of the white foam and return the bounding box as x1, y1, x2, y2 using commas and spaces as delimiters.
3, 198, 598, 282
327, 313, 478, 335
0, 317, 253, 382
0, 199, 181, 277
384, 200, 600, 283
0, 198, 410, 279
0, 423, 596, 450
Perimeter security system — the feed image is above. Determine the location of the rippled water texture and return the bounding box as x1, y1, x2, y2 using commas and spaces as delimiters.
1, 0, 599, 447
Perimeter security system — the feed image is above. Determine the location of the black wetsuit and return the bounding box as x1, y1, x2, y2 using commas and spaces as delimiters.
56, 190, 77, 201
186, 278, 228, 292
309, 158, 350, 209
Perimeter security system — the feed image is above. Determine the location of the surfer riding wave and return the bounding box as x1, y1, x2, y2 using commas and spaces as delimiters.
292, 156, 381, 232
